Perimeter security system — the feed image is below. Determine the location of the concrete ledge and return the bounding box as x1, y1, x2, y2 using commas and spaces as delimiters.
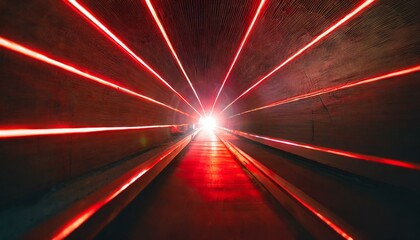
0, 132, 194, 239
220, 127, 420, 192
218, 132, 364, 240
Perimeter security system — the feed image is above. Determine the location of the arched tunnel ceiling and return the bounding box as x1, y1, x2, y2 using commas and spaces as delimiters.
66, 0, 366, 114
76, 0, 264, 113
70, 0, 420, 117
1, 0, 419, 118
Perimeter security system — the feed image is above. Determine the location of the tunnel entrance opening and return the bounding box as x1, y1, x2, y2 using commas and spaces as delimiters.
199, 116, 217, 130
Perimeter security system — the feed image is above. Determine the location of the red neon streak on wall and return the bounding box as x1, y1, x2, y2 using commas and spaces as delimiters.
0, 37, 193, 118
210, 0, 267, 114
145, 0, 206, 115
219, 127, 420, 171
229, 65, 420, 118
0, 124, 186, 138
66, 0, 202, 117
52, 143, 180, 240
220, 0, 376, 113
229, 144, 353, 240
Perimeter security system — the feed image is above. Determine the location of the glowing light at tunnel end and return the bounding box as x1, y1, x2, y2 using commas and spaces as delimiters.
199, 116, 217, 130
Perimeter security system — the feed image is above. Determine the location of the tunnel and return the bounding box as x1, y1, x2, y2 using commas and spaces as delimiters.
1, 0, 420, 239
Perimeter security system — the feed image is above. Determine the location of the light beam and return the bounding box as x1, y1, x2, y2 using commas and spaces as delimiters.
145, 0, 206, 115
220, 127, 420, 170
0, 37, 194, 118
210, 0, 267, 114
220, 0, 376, 113
229, 65, 420, 118
50, 136, 191, 240
0, 124, 187, 138
224, 140, 354, 240
66, 0, 202, 117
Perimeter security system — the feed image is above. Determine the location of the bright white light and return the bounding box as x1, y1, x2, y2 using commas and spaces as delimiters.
199, 117, 217, 130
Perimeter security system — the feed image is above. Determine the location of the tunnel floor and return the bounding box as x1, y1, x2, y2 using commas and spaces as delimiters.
96, 130, 308, 239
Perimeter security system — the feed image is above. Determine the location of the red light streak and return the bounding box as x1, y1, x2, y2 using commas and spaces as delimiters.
0, 124, 186, 138
220, 0, 376, 113
210, 0, 267, 114
226, 142, 353, 240
229, 65, 420, 118
66, 0, 202, 117
51, 137, 186, 240
219, 127, 420, 171
277, 179, 353, 239
145, 0, 206, 115
0, 37, 193, 118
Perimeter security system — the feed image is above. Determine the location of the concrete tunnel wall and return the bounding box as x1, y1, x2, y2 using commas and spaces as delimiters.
1, 0, 419, 207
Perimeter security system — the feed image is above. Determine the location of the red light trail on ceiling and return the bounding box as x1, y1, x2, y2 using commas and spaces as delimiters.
219, 127, 420, 171
0, 37, 194, 118
66, 0, 202, 117
228, 65, 420, 118
0, 124, 187, 139
210, 0, 267, 114
220, 0, 376, 113
145, 0, 206, 115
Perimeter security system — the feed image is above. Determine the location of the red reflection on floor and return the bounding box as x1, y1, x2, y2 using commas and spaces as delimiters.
99, 129, 301, 239
177, 129, 261, 202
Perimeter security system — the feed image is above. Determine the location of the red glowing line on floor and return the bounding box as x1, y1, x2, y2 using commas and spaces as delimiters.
0, 124, 186, 138
0, 37, 193, 118
145, 0, 206, 115
219, 127, 420, 170
210, 0, 267, 114
226, 142, 353, 240
66, 0, 202, 117
229, 65, 420, 118
220, 0, 375, 113
51, 141, 183, 240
